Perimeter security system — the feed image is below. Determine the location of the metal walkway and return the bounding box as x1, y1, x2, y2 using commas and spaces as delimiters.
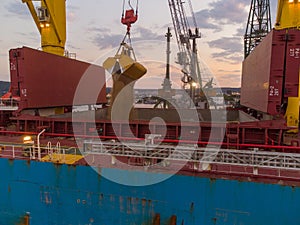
83, 140, 300, 171
1, 140, 300, 172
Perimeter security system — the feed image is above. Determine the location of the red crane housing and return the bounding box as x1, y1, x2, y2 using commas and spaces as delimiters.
121, 9, 138, 33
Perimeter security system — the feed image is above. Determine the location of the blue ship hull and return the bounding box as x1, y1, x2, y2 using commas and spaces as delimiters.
0, 158, 299, 225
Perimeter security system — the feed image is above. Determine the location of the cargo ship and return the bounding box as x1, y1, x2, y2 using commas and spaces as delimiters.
0, 0, 300, 224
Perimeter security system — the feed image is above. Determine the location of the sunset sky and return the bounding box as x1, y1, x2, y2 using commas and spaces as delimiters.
0, 0, 278, 88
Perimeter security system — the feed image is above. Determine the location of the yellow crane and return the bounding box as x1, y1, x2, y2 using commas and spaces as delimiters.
22, 0, 66, 56
275, 0, 300, 30
275, 0, 300, 129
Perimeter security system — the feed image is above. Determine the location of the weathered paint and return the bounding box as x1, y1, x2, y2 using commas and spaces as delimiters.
0, 158, 299, 225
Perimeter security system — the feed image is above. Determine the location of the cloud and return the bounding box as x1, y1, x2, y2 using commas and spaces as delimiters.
193, 0, 249, 32
67, 12, 77, 23
6, 2, 81, 23
93, 33, 125, 50
208, 37, 244, 64
66, 4, 80, 23
13, 31, 39, 43
5, 2, 29, 19
217, 73, 241, 87
91, 26, 163, 50
193, 9, 222, 32
87, 27, 111, 33
208, 0, 249, 24
218, 69, 241, 73
236, 27, 246, 36
134, 26, 163, 40
66, 43, 81, 51
67, 5, 80, 11
209, 37, 242, 53
211, 52, 243, 65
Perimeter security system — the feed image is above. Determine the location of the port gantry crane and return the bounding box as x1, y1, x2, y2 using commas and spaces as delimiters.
167, 0, 202, 105
21, 0, 66, 57
244, 0, 272, 58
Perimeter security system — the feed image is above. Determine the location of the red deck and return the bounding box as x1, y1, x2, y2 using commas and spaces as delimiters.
4, 109, 292, 149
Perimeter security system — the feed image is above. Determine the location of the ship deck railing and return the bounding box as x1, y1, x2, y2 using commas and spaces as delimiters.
0, 143, 80, 163
0, 98, 19, 111
1, 140, 300, 181
83, 140, 300, 171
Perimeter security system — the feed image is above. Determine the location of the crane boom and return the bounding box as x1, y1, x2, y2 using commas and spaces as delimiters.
22, 0, 66, 56
167, 0, 201, 89
275, 0, 300, 30
244, 0, 272, 58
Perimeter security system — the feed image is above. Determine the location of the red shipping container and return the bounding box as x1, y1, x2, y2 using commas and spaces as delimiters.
9, 47, 107, 111
241, 29, 287, 115
284, 29, 300, 97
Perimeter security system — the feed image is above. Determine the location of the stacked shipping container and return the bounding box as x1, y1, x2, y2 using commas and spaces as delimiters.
241, 29, 300, 115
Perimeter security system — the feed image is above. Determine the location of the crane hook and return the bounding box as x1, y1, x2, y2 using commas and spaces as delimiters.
121, 0, 138, 33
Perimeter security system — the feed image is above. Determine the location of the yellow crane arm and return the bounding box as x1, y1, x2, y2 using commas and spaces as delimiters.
21, 0, 66, 56
275, 0, 300, 30
22, 0, 41, 34
42, 0, 65, 45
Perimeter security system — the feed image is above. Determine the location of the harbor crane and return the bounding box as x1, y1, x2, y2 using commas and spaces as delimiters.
244, 0, 272, 58
22, 0, 66, 56
275, 0, 300, 30
167, 0, 202, 105
244, 0, 300, 59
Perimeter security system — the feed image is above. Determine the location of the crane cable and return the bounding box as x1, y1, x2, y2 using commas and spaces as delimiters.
116, 31, 137, 61
187, 0, 197, 29
119, 0, 139, 61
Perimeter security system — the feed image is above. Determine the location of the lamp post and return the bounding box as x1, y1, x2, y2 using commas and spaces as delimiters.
37, 129, 46, 161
